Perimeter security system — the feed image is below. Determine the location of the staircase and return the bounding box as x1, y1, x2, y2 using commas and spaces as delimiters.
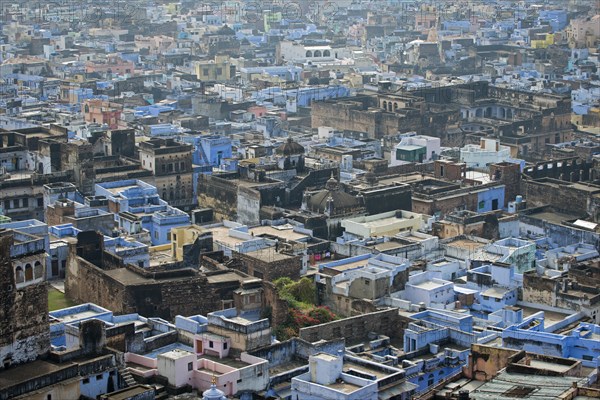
118, 367, 136, 388
154, 384, 168, 400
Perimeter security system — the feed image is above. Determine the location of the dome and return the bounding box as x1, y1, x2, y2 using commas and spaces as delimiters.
363, 172, 378, 185
306, 175, 364, 215
325, 175, 340, 191
203, 383, 226, 400
217, 24, 235, 36
276, 137, 305, 156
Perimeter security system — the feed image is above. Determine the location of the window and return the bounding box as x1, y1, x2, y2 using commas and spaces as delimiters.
13, 199, 19, 208
203, 68, 209, 76
25, 264, 33, 281
15, 266, 24, 283
34, 261, 43, 279
223, 342, 228, 350
365, 279, 370, 285
478, 200, 485, 209
4, 200, 9, 210
38, 198, 43, 207
83, 378, 90, 384
96, 374, 103, 380
216, 67, 223, 75
22, 198, 28, 207
188, 362, 193, 371
209, 341, 214, 348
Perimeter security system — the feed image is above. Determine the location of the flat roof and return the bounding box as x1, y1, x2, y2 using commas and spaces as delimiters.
322, 258, 369, 272
142, 343, 194, 359
250, 225, 308, 241
446, 239, 487, 250
243, 247, 296, 261
411, 280, 447, 290
519, 305, 572, 326
206, 271, 248, 284
526, 210, 580, 225
210, 226, 239, 249
103, 385, 153, 400
105, 184, 139, 196
0, 360, 73, 388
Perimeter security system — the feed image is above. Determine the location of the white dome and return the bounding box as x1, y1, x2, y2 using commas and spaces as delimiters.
202, 383, 226, 400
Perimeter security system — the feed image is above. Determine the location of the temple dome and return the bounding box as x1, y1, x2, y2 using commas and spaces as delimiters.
306, 175, 363, 215
276, 137, 305, 156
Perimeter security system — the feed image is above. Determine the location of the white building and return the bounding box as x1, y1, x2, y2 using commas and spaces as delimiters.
291, 353, 379, 400
403, 271, 455, 308
390, 133, 441, 166
460, 138, 512, 169
341, 210, 434, 239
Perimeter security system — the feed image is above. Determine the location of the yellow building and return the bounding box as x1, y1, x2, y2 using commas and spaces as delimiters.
170, 225, 212, 261
195, 55, 234, 82
531, 33, 555, 49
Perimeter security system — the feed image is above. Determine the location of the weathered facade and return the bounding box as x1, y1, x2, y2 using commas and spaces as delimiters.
65, 232, 223, 320
0, 233, 50, 370
298, 308, 408, 345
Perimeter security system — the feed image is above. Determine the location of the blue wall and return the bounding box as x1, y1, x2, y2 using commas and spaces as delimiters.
477, 186, 505, 212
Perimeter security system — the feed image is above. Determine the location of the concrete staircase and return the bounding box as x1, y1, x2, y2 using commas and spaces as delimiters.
118, 367, 136, 388
154, 384, 168, 400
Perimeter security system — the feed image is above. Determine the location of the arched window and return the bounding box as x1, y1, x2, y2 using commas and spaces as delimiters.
382, 101, 387, 111
305, 50, 312, 58
323, 50, 330, 57
314, 50, 322, 57
25, 264, 33, 281
15, 266, 24, 283
34, 261, 43, 279
394, 102, 399, 111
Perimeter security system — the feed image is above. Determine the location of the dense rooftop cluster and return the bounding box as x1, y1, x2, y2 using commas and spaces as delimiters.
0, 0, 600, 399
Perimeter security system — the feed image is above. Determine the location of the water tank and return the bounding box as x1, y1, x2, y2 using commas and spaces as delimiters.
515, 195, 523, 203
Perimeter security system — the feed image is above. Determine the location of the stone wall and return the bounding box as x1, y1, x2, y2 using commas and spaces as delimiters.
262, 281, 290, 328
298, 308, 407, 345
237, 185, 261, 225
522, 271, 556, 307
66, 245, 223, 320
197, 174, 238, 221
524, 178, 600, 214
235, 251, 302, 282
